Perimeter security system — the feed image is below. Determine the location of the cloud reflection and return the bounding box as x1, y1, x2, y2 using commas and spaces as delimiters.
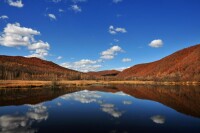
0, 103, 48, 133
60, 90, 130, 118
150, 115, 165, 124
123, 100, 132, 105
115, 91, 130, 96
101, 103, 123, 118
61, 90, 101, 104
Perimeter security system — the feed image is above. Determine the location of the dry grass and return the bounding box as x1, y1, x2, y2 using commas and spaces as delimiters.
0, 80, 199, 89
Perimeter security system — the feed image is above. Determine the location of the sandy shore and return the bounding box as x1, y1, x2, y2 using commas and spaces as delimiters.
0, 80, 199, 88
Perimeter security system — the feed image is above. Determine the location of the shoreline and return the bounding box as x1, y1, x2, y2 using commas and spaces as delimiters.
0, 80, 199, 88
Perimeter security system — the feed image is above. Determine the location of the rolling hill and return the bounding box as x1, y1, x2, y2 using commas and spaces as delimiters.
0, 55, 91, 80
117, 44, 200, 81
0, 44, 200, 81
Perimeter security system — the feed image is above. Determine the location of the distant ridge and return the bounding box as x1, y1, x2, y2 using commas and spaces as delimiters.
117, 44, 200, 81
88, 70, 120, 77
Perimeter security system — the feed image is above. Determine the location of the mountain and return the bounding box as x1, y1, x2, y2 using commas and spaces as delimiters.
117, 44, 200, 81
0, 55, 91, 80
1, 44, 200, 81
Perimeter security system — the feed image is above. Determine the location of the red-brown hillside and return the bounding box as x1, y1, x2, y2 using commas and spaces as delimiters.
117, 44, 200, 81
0, 55, 90, 80
88, 70, 120, 77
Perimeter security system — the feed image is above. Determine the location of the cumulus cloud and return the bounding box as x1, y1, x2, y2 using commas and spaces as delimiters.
109, 25, 127, 35
28, 41, 50, 50
7, 0, 24, 8
113, 0, 123, 4
59, 8, 65, 12
122, 58, 132, 62
113, 39, 119, 42
150, 115, 165, 124
48, 14, 56, 20
0, 15, 9, 19
0, 23, 40, 47
72, 0, 87, 3
0, 23, 50, 59
70, 4, 82, 12
149, 39, 163, 48
57, 56, 62, 60
27, 49, 49, 59
100, 45, 123, 60
114, 66, 129, 71
52, 0, 62, 3
61, 59, 102, 72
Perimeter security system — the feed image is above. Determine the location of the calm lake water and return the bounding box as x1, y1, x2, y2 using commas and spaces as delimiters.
0, 85, 200, 133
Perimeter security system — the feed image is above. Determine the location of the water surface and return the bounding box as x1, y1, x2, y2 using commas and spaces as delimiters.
0, 85, 200, 133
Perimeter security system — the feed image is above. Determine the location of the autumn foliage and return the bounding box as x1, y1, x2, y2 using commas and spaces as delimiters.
117, 44, 200, 81
0, 56, 91, 80
0, 44, 200, 81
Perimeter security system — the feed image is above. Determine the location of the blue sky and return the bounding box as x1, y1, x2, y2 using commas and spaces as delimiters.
0, 0, 200, 72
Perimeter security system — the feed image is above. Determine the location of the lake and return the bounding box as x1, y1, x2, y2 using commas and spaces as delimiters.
0, 85, 200, 133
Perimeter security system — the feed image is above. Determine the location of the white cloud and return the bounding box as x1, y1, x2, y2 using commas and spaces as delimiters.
57, 56, 62, 60
122, 58, 132, 62
7, 0, 24, 8
28, 41, 50, 50
109, 25, 127, 34
52, 0, 62, 3
0, 23, 50, 59
113, 39, 119, 42
70, 4, 82, 12
114, 66, 129, 71
0, 23, 40, 47
113, 0, 123, 4
100, 45, 123, 60
150, 115, 165, 124
58, 8, 65, 12
27, 49, 49, 59
61, 59, 102, 72
48, 14, 56, 20
0, 15, 9, 19
149, 39, 163, 48
72, 0, 87, 3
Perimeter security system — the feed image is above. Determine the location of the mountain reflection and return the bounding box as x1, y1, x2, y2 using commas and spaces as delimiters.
0, 85, 200, 118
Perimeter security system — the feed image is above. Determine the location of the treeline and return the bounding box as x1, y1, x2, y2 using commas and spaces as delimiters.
0, 65, 97, 80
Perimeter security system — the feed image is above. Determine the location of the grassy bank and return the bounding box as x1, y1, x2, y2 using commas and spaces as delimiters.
0, 80, 199, 88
